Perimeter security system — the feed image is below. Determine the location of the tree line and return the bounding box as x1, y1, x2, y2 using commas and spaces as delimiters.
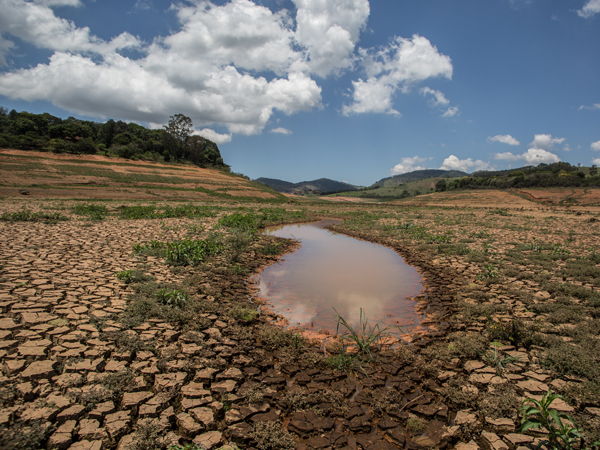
435, 162, 600, 192
0, 108, 228, 169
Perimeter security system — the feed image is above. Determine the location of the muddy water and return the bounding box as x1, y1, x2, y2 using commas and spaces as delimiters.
252, 219, 425, 334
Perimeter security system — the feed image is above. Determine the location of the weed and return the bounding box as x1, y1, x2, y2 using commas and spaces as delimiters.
226, 231, 253, 263
334, 308, 398, 359
156, 288, 189, 307
486, 319, 537, 349
478, 382, 520, 419
128, 419, 164, 450
229, 305, 258, 323
481, 343, 519, 376
406, 415, 426, 434
250, 420, 296, 450
259, 242, 282, 255
326, 352, 358, 371
520, 390, 598, 450
477, 264, 499, 280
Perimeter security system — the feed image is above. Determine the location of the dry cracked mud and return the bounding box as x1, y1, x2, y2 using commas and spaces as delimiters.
0, 198, 599, 450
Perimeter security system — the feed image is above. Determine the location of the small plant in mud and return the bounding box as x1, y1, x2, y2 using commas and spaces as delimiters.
481, 342, 519, 376
229, 305, 258, 323
116, 269, 152, 284
477, 263, 499, 280
406, 415, 426, 435
486, 318, 537, 349
520, 390, 599, 450
250, 420, 296, 450
326, 350, 357, 372
333, 308, 399, 359
226, 231, 253, 263
259, 241, 282, 255
156, 288, 188, 307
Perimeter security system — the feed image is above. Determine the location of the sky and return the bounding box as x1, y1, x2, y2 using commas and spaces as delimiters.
1, 0, 599, 186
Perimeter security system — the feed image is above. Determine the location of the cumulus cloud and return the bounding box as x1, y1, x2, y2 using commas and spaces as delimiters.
488, 134, 520, 146
0, 0, 335, 136
529, 134, 565, 150
343, 35, 453, 115
494, 148, 561, 164
591, 140, 600, 151
269, 127, 292, 134
439, 155, 490, 172
194, 128, 232, 144
293, 0, 370, 77
579, 103, 600, 110
0, 0, 141, 65
593, 158, 600, 165
390, 156, 430, 175
578, 0, 600, 18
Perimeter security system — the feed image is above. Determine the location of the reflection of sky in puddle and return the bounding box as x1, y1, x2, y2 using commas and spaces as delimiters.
252, 219, 424, 334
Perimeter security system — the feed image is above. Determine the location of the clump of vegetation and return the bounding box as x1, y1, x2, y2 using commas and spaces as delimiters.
521, 390, 599, 450
479, 382, 520, 419
486, 318, 537, 349
218, 208, 309, 233
116, 269, 153, 284
229, 305, 258, 323
334, 308, 398, 359
73, 203, 108, 220
133, 235, 225, 266
250, 421, 296, 450
406, 415, 426, 434
0, 209, 68, 222
156, 288, 189, 307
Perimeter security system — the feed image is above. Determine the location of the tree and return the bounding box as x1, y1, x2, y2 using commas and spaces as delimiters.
164, 114, 192, 144
590, 165, 598, 177
435, 179, 447, 192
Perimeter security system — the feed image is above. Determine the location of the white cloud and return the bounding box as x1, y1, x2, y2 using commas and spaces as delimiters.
270, 127, 292, 134
420, 87, 449, 107
0, 0, 140, 66
293, 0, 370, 77
343, 35, 453, 115
494, 148, 561, 164
579, 103, 600, 110
529, 134, 565, 150
0, 0, 330, 136
390, 156, 430, 175
593, 158, 600, 165
194, 128, 232, 144
578, 0, 600, 18
441, 106, 459, 117
591, 140, 600, 151
439, 155, 490, 172
488, 134, 520, 146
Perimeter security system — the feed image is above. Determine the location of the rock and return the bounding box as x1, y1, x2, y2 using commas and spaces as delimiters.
192, 431, 223, 450
48, 432, 73, 450
122, 391, 153, 409
503, 433, 534, 448
464, 361, 485, 372
516, 379, 549, 394
189, 407, 215, 429
455, 410, 479, 427
181, 382, 211, 398
486, 418, 515, 434
211, 379, 237, 393
67, 440, 103, 450
216, 367, 243, 381
469, 372, 495, 385
105, 411, 131, 441
481, 431, 510, 450
455, 441, 481, 450
57, 404, 86, 423
78, 419, 108, 441
176, 412, 203, 437
21, 360, 56, 380
88, 401, 116, 420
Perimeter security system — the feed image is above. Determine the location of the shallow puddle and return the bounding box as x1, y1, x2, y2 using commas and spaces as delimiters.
252, 219, 425, 334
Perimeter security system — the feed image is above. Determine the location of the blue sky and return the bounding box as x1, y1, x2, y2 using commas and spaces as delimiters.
1, 0, 599, 186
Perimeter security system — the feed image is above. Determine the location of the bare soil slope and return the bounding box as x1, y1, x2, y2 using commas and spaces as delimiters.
0, 149, 279, 201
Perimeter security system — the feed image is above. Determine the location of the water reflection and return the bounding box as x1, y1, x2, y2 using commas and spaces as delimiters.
252, 219, 424, 334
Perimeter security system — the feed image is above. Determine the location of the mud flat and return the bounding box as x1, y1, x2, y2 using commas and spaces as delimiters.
0, 198, 599, 449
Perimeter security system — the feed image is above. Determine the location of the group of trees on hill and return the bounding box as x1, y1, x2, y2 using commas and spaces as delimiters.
435, 162, 600, 192
0, 108, 228, 169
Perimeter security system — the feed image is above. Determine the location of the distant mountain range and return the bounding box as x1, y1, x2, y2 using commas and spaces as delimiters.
254, 177, 358, 194
374, 169, 469, 188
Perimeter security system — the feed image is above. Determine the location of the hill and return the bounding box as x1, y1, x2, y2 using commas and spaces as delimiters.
255, 177, 357, 194
0, 108, 227, 170
0, 148, 285, 202
374, 169, 469, 187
